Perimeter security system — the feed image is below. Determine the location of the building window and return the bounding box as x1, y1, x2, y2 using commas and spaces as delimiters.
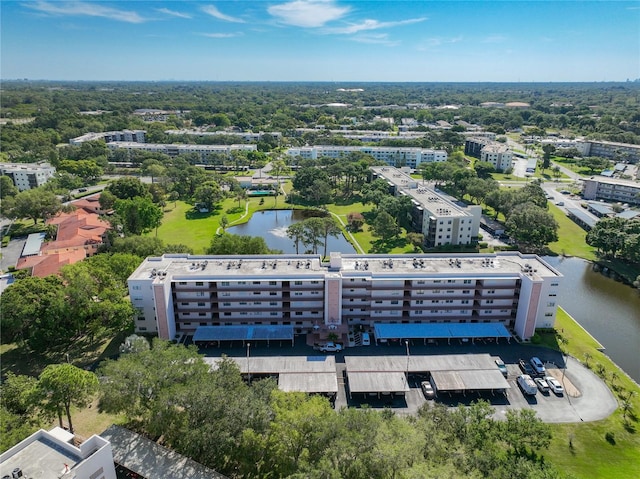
269, 281, 277, 285
253, 281, 260, 285
547, 302, 555, 307
270, 292, 277, 296
221, 281, 230, 286
132, 285, 141, 290
294, 281, 303, 285
195, 282, 204, 286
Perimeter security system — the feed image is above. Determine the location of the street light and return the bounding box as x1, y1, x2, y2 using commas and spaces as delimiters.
247, 342, 251, 385
405, 340, 410, 374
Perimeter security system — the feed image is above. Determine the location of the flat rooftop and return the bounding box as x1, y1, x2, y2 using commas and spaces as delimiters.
345, 353, 501, 373
129, 253, 561, 282
0, 436, 81, 479
371, 166, 474, 218
431, 369, 510, 392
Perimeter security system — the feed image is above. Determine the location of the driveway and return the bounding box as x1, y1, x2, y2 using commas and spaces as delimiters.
0, 236, 26, 273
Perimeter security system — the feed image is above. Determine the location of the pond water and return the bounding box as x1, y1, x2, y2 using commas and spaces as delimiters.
544, 256, 640, 382
228, 210, 356, 255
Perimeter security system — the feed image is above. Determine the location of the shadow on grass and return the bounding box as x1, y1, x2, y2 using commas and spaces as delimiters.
0, 331, 129, 378
370, 237, 408, 253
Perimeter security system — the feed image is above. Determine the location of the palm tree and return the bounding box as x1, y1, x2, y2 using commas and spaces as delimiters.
235, 189, 247, 209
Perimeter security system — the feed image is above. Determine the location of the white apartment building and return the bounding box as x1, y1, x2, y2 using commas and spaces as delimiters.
371, 166, 481, 247
0, 162, 56, 191
165, 129, 282, 142
128, 252, 562, 342
287, 146, 447, 169
464, 138, 513, 171
479, 144, 513, 171
69, 130, 146, 145
0, 427, 116, 479
106, 142, 257, 161
582, 176, 640, 205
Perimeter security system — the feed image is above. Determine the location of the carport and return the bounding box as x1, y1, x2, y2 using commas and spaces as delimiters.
193, 325, 294, 347
430, 369, 510, 396
204, 355, 338, 396
346, 372, 409, 399
373, 323, 511, 345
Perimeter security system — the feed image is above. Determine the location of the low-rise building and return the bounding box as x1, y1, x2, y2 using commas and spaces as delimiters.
69, 130, 146, 145
287, 146, 447, 169
582, 176, 640, 205
464, 138, 513, 171
0, 162, 56, 191
106, 142, 256, 162
0, 427, 117, 479
127, 251, 562, 342
370, 166, 481, 247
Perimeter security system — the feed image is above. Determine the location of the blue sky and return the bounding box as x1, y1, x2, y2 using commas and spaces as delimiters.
1, 1, 639, 81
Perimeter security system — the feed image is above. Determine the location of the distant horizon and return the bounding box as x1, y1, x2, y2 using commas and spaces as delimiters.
1, 1, 638, 82
2, 79, 639, 84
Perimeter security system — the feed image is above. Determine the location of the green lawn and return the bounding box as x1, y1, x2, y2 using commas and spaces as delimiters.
546, 203, 597, 261
540, 309, 640, 479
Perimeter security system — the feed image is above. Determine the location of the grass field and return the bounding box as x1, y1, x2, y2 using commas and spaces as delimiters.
546, 203, 597, 261
540, 308, 640, 479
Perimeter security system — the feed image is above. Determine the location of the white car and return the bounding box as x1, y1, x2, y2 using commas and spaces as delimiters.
535, 377, 550, 393
421, 381, 435, 399
545, 376, 565, 395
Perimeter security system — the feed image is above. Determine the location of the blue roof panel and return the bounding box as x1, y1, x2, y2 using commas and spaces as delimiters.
193, 325, 294, 342
374, 323, 511, 340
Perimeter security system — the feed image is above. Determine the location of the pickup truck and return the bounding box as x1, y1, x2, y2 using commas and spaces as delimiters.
314, 342, 343, 353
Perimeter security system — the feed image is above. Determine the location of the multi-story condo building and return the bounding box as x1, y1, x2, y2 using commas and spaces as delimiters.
165, 129, 282, 142
127, 252, 563, 342
0, 162, 56, 191
106, 142, 257, 162
287, 146, 447, 169
371, 166, 481, 247
464, 138, 513, 171
583, 140, 640, 162
582, 176, 640, 205
69, 130, 146, 145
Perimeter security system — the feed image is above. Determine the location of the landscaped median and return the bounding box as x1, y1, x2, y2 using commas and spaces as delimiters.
540, 308, 640, 479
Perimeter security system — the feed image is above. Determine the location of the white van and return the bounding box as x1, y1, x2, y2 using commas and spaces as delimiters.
361, 332, 371, 346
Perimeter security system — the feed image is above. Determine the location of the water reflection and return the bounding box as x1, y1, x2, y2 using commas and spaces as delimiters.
228, 210, 356, 254
544, 256, 640, 382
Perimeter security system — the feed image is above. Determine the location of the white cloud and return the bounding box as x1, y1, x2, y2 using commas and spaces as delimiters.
482, 35, 507, 44
350, 33, 399, 46
201, 5, 245, 23
23, 1, 146, 23
268, 0, 350, 28
328, 17, 426, 34
156, 8, 192, 19
416, 36, 463, 51
200, 32, 243, 38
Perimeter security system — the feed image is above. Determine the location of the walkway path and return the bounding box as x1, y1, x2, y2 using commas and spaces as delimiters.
330, 211, 366, 254
215, 200, 250, 235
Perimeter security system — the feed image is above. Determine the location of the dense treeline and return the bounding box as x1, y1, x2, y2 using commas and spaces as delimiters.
1, 82, 639, 169
93, 339, 565, 479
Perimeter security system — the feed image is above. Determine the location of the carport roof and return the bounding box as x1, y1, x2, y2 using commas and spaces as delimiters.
345, 353, 499, 373
193, 325, 293, 342
430, 369, 510, 392
373, 323, 511, 340
279, 373, 339, 393
347, 372, 410, 393
205, 355, 336, 374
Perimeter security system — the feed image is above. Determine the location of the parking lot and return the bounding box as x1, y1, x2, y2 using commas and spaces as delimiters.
200, 338, 618, 423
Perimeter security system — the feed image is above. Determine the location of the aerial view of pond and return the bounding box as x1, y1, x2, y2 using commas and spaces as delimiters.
544, 256, 640, 382
228, 210, 356, 254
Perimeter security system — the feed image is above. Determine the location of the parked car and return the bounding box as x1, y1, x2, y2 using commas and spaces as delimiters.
518, 359, 535, 376
517, 374, 538, 396
535, 377, 550, 393
495, 358, 508, 378
530, 357, 546, 375
555, 201, 565, 206
315, 342, 343, 353
78, 188, 87, 192
421, 381, 435, 399
545, 376, 565, 395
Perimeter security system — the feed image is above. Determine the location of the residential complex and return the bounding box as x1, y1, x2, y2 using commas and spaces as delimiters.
0, 162, 56, 191
287, 146, 447, 169
69, 129, 146, 145
105, 142, 257, 162
371, 166, 481, 247
128, 251, 563, 342
582, 176, 640, 205
166, 129, 282, 142
464, 138, 513, 171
